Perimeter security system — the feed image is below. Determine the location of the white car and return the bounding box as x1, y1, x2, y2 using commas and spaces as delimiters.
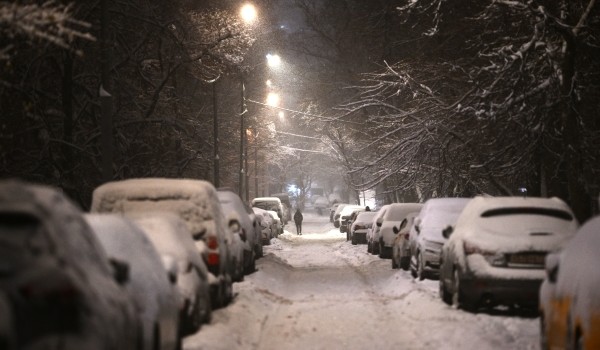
338, 205, 364, 233
252, 207, 276, 244
92, 178, 234, 309
252, 197, 285, 227
539, 215, 600, 349
266, 210, 283, 235
378, 203, 423, 259
367, 204, 390, 254
332, 204, 349, 228
85, 214, 180, 349
439, 196, 578, 311
0, 180, 140, 349
131, 214, 212, 335
408, 198, 470, 280
349, 211, 377, 245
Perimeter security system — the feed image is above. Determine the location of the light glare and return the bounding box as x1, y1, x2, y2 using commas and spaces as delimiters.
240, 4, 257, 24
266, 53, 281, 68
266, 92, 280, 107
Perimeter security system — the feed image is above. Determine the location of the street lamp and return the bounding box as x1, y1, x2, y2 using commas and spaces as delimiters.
240, 3, 257, 24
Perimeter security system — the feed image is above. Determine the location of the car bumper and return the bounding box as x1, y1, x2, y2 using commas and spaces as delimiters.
459, 274, 543, 307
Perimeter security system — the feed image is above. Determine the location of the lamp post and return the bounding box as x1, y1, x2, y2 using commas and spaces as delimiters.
239, 78, 246, 200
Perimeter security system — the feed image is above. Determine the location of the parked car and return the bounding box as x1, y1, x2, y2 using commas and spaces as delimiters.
131, 213, 212, 335
378, 203, 423, 259
343, 207, 366, 238
252, 197, 285, 227
338, 205, 364, 233
91, 178, 234, 308
391, 213, 419, 270
85, 214, 180, 349
350, 211, 377, 245
270, 193, 292, 224
367, 204, 390, 254
0, 180, 139, 349
252, 207, 276, 244
408, 198, 471, 280
332, 204, 349, 228
539, 215, 600, 349
218, 190, 261, 272
330, 203, 342, 223
266, 210, 283, 235
223, 212, 251, 281
439, 196, 578, 311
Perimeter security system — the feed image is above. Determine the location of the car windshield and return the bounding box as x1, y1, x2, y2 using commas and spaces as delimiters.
481, 207, 573, 221
254, 201, 280, 211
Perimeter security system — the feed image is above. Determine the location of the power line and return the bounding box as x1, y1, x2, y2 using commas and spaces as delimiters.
246, 99, 362, 125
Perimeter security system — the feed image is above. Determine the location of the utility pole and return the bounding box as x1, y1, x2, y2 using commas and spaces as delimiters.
100, 0, 113, 182
239, 78, 246, 200
213, 81, 219, 187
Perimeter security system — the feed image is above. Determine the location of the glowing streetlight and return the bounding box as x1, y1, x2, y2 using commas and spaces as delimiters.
278, 111, 285, 120
266, 53, 281, 68
266, 79, 272, 88
240, 3, 257, 24
266, 92, 280, 107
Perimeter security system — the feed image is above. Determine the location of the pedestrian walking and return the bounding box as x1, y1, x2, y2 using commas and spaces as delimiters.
294, 208, 303, 235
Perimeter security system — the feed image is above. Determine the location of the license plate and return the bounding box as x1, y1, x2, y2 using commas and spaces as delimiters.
509, 253, 545, 266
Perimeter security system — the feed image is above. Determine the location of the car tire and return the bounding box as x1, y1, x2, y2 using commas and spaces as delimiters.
400, 256, 410, 271
391, 256, 398, 269
439, 278, 452, 305
351, 234, 357, 245
417, 252, 426, 281
452, 268, 475, 312
410, 255, 417, 278
367, 241, 372, 253
539, 315, 549, 350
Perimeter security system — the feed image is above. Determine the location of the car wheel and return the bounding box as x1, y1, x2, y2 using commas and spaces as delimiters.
400, 256, 410, 271
417, 253, 426, 281
539, 314, 549, 350
439, 277, 452, 305
378, 242, 385, 259
391, 256, 398, 269
367, 241, 372, 253
351, 234, 357, 245
410, 255, 417, 278
452, 268, 475, 311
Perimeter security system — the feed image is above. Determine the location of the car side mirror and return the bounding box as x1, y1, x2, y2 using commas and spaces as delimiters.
376, 218, 383, 227
545, 253, 560, 284
392, 226, 399, 234
110, 258, 130, 285
442, 225, 454, 239
414, 217, 422, 233
161, 255, 178, 284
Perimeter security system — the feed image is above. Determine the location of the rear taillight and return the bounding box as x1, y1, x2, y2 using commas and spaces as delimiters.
207, 236, 219, 250
207, 252, 219, 266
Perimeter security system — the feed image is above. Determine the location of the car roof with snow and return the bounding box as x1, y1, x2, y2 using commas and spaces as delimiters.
91, 177, 226, 239
353, 211, 377, 225
383, 203, 423, 222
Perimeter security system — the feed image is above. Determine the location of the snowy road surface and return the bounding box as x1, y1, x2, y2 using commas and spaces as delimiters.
184, 211, 539, 350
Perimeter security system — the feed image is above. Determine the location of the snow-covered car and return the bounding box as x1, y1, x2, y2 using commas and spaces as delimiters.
131, 213, 212, 334
329, 203, 342, 223
252, 207, 276, 244
85, 214, 180, 349
332, 204, 349, 228
367, 204, 390, 254
266, 210, 283, 235
270, 193, 292, 224
338, 205, 364, 233
349, 211, 377, 245
391, 213, 418, 270
223, 212, 251, 281
218, 190, 261, 271
439, 196, 578, 311
252, 197, 285, 227
0, 180, 140, 349
91, 178, 233, 309
539, 215, 600, 349
378, 203, 423, 259
408, 198, 471, 280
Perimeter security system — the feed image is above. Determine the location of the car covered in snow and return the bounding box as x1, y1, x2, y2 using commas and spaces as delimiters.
377, 203, 423, 259
91, 178, 233, 308
131, 213, 212, 334
218, 190, 262, 272
349, 211, 377, 245
252, 207, 277, 244
408, 198, 471, 280
329, 203, 342, 223
0, 180, 140, 349
266, 210, 283, 235
391, 213, 418, 270
367, 204, 390, 255
439, 196, 578, 311
332, 203, 349, 228
539, 215, 600, 349
251, 197, 285, 227
85, 214, 180, 349
338, 205, 364, 233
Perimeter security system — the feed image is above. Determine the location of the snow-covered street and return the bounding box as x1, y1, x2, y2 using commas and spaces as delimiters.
183, 211, 539, 350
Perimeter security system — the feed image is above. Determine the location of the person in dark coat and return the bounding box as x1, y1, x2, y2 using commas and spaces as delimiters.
293, 209, 303, 235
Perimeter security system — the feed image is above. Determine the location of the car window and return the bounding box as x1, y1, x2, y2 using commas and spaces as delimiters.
481, 207, 573, 221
